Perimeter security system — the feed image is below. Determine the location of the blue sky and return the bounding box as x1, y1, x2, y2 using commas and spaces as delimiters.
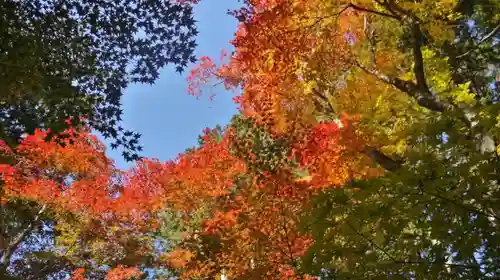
104, 1, 241, 169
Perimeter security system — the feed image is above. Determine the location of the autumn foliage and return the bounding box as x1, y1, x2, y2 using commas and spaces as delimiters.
0, 1, 382, 277
151, 117, 378, 279
179, 0, 500, 278
70, 266, 141, 280
1, 121, 360, 278
0, 127, 163, 278
2, 0, 500, 279
0, 126, 165, 222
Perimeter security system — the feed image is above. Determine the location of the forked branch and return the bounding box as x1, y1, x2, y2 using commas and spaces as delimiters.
355, 61, 447, 112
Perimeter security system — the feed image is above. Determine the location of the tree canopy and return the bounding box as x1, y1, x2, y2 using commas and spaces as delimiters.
0, 0, 199, 278
179, 0, 500, 278
0, 0, 198, 161
1, 0, 500, 279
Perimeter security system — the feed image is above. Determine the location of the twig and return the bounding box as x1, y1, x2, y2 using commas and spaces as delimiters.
417, 181, 500, 221
345, 220, 398, 262
347, 3, 401, 21
301, 2, 400, 31
0, 204, 47, 268
457, 24, 500, 58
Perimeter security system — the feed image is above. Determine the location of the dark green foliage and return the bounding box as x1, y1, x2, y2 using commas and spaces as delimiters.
439, 1, 500, 105
0, 0, 198, 161
229, 115, 292, 173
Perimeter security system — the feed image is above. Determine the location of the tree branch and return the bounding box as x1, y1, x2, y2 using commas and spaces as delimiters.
355, 61, 447, 112
362, 147, 403, 172
375, 0, 414, 21
347, 220, 490, 272
311, 87, 404, 173
312, 88, 336, 115
364, 15, 378, 66
373, 1, 433, 92
345, 220, 398, 262
417, 183, 500, 221
456, 24, 500, 58
410, 22, 430, 92
303, 1, 400, 30
355, 0, 491, 140
373, 0, 401, 19
277, 199, 299, 269
392, 260, 489, 271
347, 3, 401, 21
0, 204, 46, 270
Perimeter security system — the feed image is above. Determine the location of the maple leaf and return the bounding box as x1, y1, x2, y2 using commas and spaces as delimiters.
174, 0, 500, 279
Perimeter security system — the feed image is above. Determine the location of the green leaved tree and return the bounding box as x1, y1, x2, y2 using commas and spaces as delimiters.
0, 0, 198, 161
